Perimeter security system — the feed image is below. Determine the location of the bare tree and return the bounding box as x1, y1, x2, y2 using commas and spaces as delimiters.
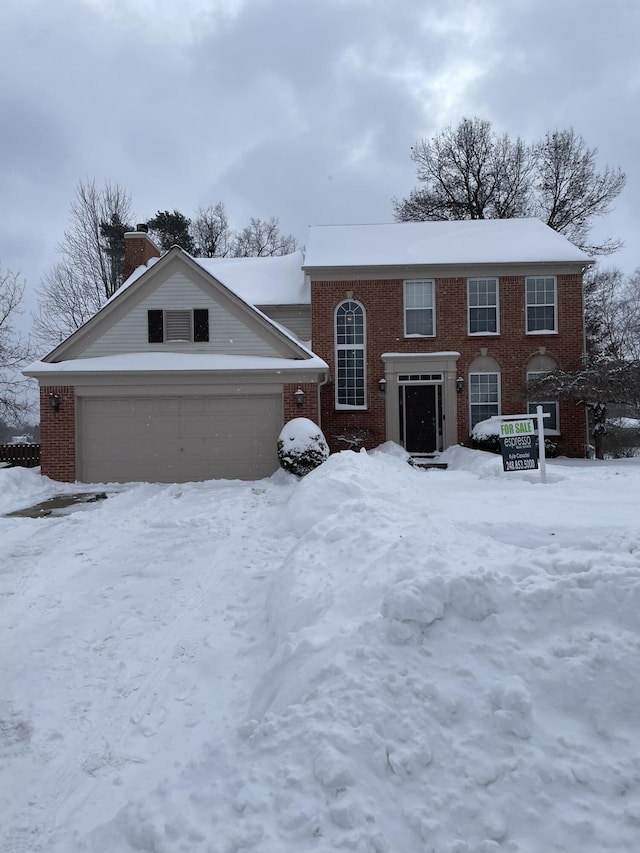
33, 259, 105, 351
191, 203, 233, 257
0, 266, 34, 423
395, 118, 532, 222
147, 204, 298, 258
62, 179, 134, 298
532, 129, 626, 255
584, 266, 640, 360
34, 180, 133, 349
232, 216, 298, 257
394, 118, 625, 255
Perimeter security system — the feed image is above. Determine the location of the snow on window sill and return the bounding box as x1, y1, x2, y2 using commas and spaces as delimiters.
404, 333, 435, 339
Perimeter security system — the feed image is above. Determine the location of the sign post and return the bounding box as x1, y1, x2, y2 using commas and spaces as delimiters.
534, 405, 547, 484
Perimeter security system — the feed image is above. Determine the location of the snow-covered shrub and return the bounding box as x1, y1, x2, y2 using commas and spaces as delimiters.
469, 417, 501, 454
277, 418, 329, 477
469, 417, 558, 457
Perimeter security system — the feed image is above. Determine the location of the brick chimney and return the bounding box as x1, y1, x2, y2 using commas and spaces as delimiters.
123, 224, 161, 280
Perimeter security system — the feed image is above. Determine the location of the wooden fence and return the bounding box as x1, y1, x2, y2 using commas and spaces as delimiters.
0, 444, 41, 468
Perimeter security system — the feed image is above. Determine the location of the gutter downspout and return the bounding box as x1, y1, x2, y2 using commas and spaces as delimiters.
316, 372, 330, 429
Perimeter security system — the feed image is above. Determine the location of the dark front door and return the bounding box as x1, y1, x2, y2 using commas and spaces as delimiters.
403, 385, 438, 453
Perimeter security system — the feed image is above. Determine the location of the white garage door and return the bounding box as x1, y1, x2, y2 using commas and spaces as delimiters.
78, 395, 282, 483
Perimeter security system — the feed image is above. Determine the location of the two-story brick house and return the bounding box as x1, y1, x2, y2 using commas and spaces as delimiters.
25, 218, 591, 483
304, 218, 592, 459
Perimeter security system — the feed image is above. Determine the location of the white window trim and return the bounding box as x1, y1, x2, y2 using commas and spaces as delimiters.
404, 279, 436, 338
335, 300, 367, 410
467, 277, 500, 336
469, 371, 501, 430
525, 276, 558, 335
526, 371, 560, 435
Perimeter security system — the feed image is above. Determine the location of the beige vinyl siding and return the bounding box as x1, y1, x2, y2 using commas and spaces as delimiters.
258, 305, 311, 342
82, 271, 285, 358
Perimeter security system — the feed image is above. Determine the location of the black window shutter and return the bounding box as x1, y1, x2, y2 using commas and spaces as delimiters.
148, 310, 164, 343
193, 309, 209, 342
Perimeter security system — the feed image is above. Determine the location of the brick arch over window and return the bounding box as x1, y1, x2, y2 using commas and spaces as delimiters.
526, 353, 558, 373
468, 356, 501, 430
335, 300, 366, 409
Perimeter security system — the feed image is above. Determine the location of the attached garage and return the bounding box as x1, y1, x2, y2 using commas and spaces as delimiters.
24, 247, 328, 484
77, 393, 283, 483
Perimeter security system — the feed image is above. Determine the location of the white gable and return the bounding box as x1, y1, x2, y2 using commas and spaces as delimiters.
303, 219, 593, 268
81, 267, 292, 359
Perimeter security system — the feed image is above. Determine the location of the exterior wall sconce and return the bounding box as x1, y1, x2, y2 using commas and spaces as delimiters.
378, 378, 387, 393
456, 377, 465, 394
49, 393, 61, 411
294, 388, 305, 407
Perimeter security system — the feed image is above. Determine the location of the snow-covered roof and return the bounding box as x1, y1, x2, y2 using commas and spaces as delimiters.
111, 250, 308, 311
24, 351, 328, 375
303, 219, 593, 268
197, 250, 308, 306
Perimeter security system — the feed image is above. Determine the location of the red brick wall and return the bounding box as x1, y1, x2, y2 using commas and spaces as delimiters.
40, 386, 76, 482
283, 382, 320, 425
123, 231, 161, 279
311, 274, 587, 456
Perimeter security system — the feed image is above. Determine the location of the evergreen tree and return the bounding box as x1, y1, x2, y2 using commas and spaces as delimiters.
147, 210, 195, 253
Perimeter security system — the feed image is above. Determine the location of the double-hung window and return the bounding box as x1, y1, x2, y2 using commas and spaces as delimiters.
404, 280, 435, 336
469, 372, 500, 429
468, 278, 498, 334
527, 371, 559, 432
335, 300, 366, 408
526, 277, 557, 333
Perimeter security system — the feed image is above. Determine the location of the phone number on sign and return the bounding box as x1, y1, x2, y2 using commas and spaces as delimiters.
504, 458, 537, 471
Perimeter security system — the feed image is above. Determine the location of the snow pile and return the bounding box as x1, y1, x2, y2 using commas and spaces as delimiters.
0, 465, 78, 515
1, 449, 640, 852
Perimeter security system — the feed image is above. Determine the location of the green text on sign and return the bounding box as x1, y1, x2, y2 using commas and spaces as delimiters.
499, 419, 534, 437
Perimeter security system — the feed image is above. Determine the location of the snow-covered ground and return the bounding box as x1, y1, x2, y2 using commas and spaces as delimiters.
1, 445, 640, 853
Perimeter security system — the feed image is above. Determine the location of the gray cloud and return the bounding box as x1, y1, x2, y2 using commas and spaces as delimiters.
0, 0, 638, 333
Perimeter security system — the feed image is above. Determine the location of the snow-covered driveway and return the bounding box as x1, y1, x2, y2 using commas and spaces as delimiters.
1, 477, 288, 851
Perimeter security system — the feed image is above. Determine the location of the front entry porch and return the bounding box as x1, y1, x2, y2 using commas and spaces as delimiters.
381, 351, 461, 453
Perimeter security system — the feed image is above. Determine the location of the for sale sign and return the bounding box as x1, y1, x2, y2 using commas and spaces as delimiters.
499, 420, 538, 471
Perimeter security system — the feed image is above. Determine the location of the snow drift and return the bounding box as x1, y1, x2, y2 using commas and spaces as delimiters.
1, 447, 639, 852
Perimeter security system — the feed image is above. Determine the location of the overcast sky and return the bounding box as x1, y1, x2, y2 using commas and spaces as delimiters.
1, 0, 639, 331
